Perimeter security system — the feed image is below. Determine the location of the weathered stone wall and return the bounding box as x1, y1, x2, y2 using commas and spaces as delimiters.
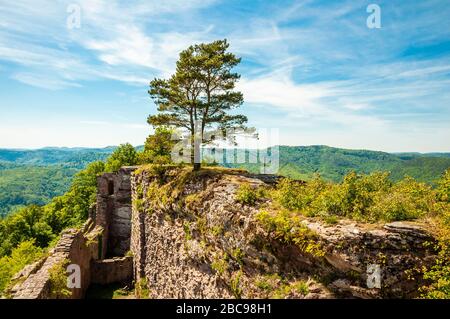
10, 167, 137, 299
10, 221, 100, 299
130, 167, 437, 299
97, 167, 137, 257
90, 256, 133, 285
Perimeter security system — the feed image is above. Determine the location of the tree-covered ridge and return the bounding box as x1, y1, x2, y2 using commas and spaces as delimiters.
0, 146, 137, 218
1, 145, 449, 219
228, 145, 450, 184
0, 164, 78, 218
0, 147, 115, 168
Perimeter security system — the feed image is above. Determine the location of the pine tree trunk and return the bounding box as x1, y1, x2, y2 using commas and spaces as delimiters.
191, 134, 201, 171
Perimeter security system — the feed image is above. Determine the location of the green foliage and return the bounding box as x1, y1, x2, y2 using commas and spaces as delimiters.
135, 278, 150, 299
230, 270, 243, 298
256, 274, 281, 292
0, 159, 106, 295
0, 164, 78, 218
275, 171, 436, 222
183, 221, 192, 241
275, 175, 326, 212
0, 205, 54, 257
255, 210, 324, 257
231, 247, 244, 265
211, 225, 224, 237
0, 240, 44, 294
48, 259, 71, 299
0, 147, 118, 217
420, 194, 450, 298
437, 169, 450, 202
133, 198, 144, 213
196, 216, 208, 237
139, 127, 176, 165
211, 253, 229, 276
255, 274, 308, 298
421, 227, 450, 299
0, 147, 114, 167
272, 280, 309, 299
105, 143, 138, 172
235, 184, 263, 206
368, 177, 433, 221
0, 145, 143, 296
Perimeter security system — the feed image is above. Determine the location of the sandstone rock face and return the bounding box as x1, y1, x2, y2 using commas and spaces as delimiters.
302, 219, 435, 298
130, 168, 437, 299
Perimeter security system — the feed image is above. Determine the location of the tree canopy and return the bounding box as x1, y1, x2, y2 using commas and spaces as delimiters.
105, 143, 138, 172
139, 126, 177, 165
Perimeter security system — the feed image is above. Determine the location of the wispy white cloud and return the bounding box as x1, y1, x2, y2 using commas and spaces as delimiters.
0, 0, 449, 151
11, 72, 83, 90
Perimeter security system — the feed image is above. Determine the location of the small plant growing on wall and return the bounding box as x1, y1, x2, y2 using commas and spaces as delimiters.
48, 259, 71, 299
135, 278, 151, 299
230, 269, 243, 298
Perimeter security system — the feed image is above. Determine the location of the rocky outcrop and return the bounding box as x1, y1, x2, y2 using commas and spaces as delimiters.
130, 167, 437, 299
301, 219, 436, 298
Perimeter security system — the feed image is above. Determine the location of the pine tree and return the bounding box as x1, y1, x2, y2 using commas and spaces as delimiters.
148, 39, 249, 170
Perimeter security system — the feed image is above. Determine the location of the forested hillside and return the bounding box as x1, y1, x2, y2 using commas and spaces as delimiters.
0, 147, 115, 167
1, 145, 450, 219
0, 165, 78, 218
229, 145, 450, 184
0, 147, 117, 218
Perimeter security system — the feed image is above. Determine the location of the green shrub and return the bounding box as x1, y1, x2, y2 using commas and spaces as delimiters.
230, 270, 243, 298
255, 274, 281, 292
275, 178, 310, 211
235, 184, 260, 206
437, 169, 450, 203
231, 247, 244, 265
105, 143, 138, 173
183, 222, 192, 241
275, 171, 437, 223
272, 280, 309, 298
255, 210, 324, 257
48, 259, 71, 299
196, 216, 208, 237
135, 278, 150, 299
211, 254, 228, 276
211, 225, 224, 237
421, 203, 450, 298
0, 240, 44, 295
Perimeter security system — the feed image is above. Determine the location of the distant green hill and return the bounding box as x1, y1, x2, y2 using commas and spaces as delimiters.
0, 146, 121, 218
0, 147, 115, 168
227, 145, 450, 184
0, 164, 78, 218
1, 145, 449, 218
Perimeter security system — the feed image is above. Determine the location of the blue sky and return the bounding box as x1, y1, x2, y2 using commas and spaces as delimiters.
0, 0, 449, 152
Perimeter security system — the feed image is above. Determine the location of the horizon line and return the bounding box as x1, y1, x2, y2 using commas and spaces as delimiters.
1, 144, 450, 155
